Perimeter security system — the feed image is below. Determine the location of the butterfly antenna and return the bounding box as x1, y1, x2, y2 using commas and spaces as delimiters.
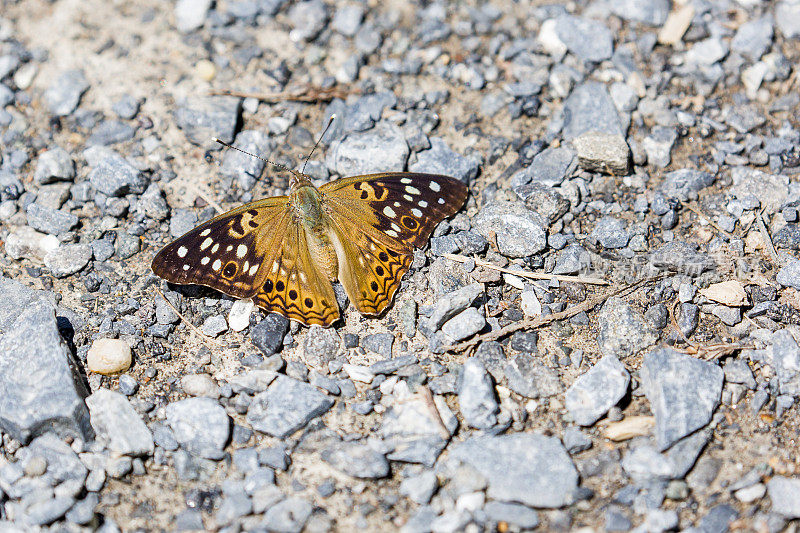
301, 114, 336, 174
212, 137, 299, 178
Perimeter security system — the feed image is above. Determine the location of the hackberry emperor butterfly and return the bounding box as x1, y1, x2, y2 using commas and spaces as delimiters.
151, 165, 468, 327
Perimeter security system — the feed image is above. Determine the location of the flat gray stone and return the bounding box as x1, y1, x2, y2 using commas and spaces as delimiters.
472, 200, 547, 258
511, 146, 577, 188
34, 147, 75, 184
261, 497, 312, 533
326, 121, 409, 176
381, 394, 457, 467
562, 81, 625, 141
247, 375, 334, 438
44, 69, 88, 116
448, 433, 578, 508
731, 16, 773, 61
571, 131, 630, 175
767, 476, 800, 518
321, 442, 390, 479
777, 0, 800, 39
457, 358, 499, 429
610, 0, 669, 25
597, 297, 657, 358
640, 348, 723, 450
484, 501, 539, 529
591, 216, 630, 249
442, 307, 486, 342
166, 397, 230, 459
0, 299, 92, 444
566, 355, 630, 426
85, 146, 148, 197
659, 168, 715, 201
43, 244, 93, 278
650, 241, 715, 276
174, 96, 242, 150
26, 203, 78, 236
554, 15, 613, 63
219, 130, 274, 191
175, 0, 213, 32
730, 166, 789, 214
409, 137, 478, 183
86, 388, 154, 456
769, 329, 800, 396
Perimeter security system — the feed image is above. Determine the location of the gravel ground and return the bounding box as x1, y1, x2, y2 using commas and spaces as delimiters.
2, 0, 800, 531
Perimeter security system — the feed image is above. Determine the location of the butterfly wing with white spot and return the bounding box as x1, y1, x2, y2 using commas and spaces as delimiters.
151, 197, 291, 299
320, 172, 468, 315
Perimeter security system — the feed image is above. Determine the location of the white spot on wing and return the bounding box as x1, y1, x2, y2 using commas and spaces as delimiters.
243, 260, 249, 272
272, 261, 279, 274
430, 181, 441, 192
386, 229, 399, 237
401, 177, 412, 184
182, 264, 190, 271
419, 200, 428, 208
249, 264, 258, 275
383, 206, 396, 218
405, 186, 420, 195
438, 198, 445, 204
226, 245, 233, 252
403, 195, 412, 201
201, 257, 210, 265
212, 259, 222, 271
177, 246, 188, 258
236, 244, 247, 258
211, 243, 219, 253
412, 208, 422, 217
200, 237, 213, 250
391, 223, 401, 231
200, 229, 211, 237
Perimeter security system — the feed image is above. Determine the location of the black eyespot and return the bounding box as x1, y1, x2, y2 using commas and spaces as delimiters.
360, 190, 369, 200
248, 209, 258, 216
379, 251, 389, 262
248, 219, 259, 228
375, 265, 384, 276
321, 299, 328, 307
264, 279, 274, 292
353, 182, 362, 190
361, 291, 367, 298
388, 249, 399, 257
403, 216, 417, 229
288, 289, 298, 300
223, 263, 236, 277
370, 281, 378, 292
304, 297, 313, 307
275, 280, 285, 292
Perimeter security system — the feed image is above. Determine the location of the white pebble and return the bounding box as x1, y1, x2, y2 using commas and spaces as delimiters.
87, 338, 132, 375
180, 374, 220, 398
228, 299, 254, 332
342, 363, 375, 384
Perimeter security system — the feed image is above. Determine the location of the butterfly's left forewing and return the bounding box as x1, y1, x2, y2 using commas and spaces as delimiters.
321, 172, 468, 316
151, 198, 290, 298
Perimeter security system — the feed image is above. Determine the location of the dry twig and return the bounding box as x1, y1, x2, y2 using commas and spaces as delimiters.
442, 275, 662, 354
684, 203, 734, 240
756, 211, 779, 263
669, 300, 752, 360
155, 287, 223, 348
442, 253, 609, 285
209, 85, 353, 103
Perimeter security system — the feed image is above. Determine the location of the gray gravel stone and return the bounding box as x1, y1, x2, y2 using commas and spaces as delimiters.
610, 0, 669, 25
554, 15, 613, 63
86, 388, 154, 456
767, 476, 800, 518
174, 0, 213, 32
484, 501, 539, 529
643, 126, 678, 168
174, 96, 242, 149
730, 166, 788, 214
659, 169, 715, 201
321, 442, 389, 479
503, 356, 562, 398
472, 200, 547, 257
86, 147, 147, 197
441, 307, 485, 342
571, 131, 630, 175
87, 120, 135, 146
650, 241, 715, 276
220, 130, 273, 191
425, 283, 483, 332
768, 329, 800, 396
26, 203, 78, 235
731, 16, 773, 61
566, 355, 630, 426
458, 358, 499, 429
247, 375, 334, 438
22, 496, 74, 526
512, 146, 576, 188
597, 297, 657, 358
261, 497, 312, 533
331, 3, 363, 36
200, 315, 227, 337
302, 326, 340, 368
326, 121, 409, 176
409, 138, 478, 183
251, 313, 290, 356
381, 394, 457, 466
361, 333, 394, 358
776, 259, 800, 290
0, 299, 92, 443
166, 397, 230, 459
562, 426, 592, 454
112, 94, 140, 119
640, 348, 724, 450
562, 81, 626, 141
34, 147, 75, 184
777, 0, 800, 39
448, 433, 578, 508
591, 216, 630, 249
137, 183, 169, 221
288, 0, 328, 41
44, 69, 88, 116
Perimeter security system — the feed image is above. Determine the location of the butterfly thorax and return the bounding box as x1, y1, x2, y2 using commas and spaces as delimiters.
290, 183, 339, 281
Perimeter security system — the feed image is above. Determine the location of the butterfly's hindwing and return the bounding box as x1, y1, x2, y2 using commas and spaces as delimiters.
251, 222, 340, 326
319, 172, 469, 249
151, 198, 290, 298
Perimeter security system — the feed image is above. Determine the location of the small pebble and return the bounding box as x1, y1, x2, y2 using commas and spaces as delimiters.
87, 338, 132, 375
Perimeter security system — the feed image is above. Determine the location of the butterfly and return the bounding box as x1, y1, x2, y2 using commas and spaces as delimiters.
151, 171, 468, 327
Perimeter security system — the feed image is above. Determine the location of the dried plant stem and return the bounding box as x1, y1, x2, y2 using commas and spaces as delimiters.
442, 253, 609, 285
155, 287, 222, 348
684, 203, 734, 240
209, 86, 352, 103
443, 275, 661, 354
756, 211, 779, 263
